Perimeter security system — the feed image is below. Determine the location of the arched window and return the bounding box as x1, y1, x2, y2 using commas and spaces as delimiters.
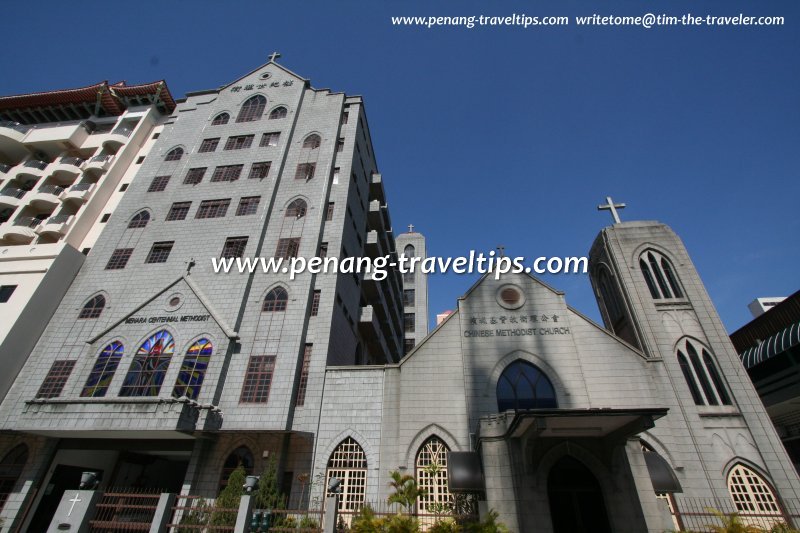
211, 112, 230, 125
81, 341, 124, 397
220, 446, 254, 491
165, 147, 184, 161
727, 464, 783, 525
404, 245, 415, 258
269, 107, 287, 120
263, 287, 288, 312
326, 438, 367, 512
416, 437, 453, 513
303, 134, 321, 149
677, 339, 731, 406
597, 267, 623, 324
286, 199, 307, 219
496, 360, 557, 412
119, 330, 175, 397
78, 294, 106, 319
128, 210, 150, 229
236, 95, 267, 123
639, 250, 683, 300
173, 338, 213, 400
0, 444, 28, 512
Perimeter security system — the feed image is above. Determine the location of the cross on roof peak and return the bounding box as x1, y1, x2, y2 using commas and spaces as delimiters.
408, 224, 415, 233
267, 51, 282, 63
597, 196, 626, 224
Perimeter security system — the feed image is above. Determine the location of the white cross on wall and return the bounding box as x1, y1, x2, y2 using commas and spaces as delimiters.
67, 493, 82, 517
597, 196, 626, 224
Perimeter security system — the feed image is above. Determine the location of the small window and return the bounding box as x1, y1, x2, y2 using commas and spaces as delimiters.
269, 107, 287, 120
81, 248, 91, 255
119, 183, 129, 192
221, 237, 248, 259
311, 290, 321, 316
404, 289, 415, 307
212, 112, 230, 125
148, 175, 171, 192
78, 294, 106, 319
224, 135, 254, 151
165, 148, 184, 161
236, 95, 267, 123
36, 360, 76, 398
677, 339, 731, 406
403, 245, 415, 258
128, 210, 150, 228
199, 138, 220, 153
332, 167, 340, 184
145, 241, 174, 264
236, 196, 261, 216
249, 161, 271, 180
319, 243, 328, 258
184, 168, 206, 185
166, 202, 191, 221
260, 132, 280, 147
303, 134, 321, 149
211, 165, 243, 182
296, 163, 316, 180
405, 313, 415, 333
275, 238, 300, 259
0, 285, 18, 303
136, 156, 145, 164
496, 360, 557, 411
100, 213, 111, 223
240, 355, 276, 403
326, 202, 335, 221
295, 345, 312, 406
196, 199, 231, 219
336, 138, 344, 152
105, 248, 134, 270
342, 111, 349, 124
286, 199, 307, 219
639, 250, 683, 300
152, 132, 160, 139
404, 338, 415, 355
263, 287, 289, 312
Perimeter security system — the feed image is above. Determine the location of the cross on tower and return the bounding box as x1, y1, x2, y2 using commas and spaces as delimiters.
597, 196, 626, 224
407, 224, 415, 233
267, 51, 282, 63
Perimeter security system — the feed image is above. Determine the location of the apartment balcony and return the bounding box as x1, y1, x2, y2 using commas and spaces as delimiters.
36, 213, 74, 238
24, 121, 92, 158
0, 187, 27, 209
84, 154, 114, 174
28, 184, 65, 208
15, 159, 49, 180
369, 173, 386, 204
62, 182, 95, 204
1, 216, 41, 243
101, 125, 134, 149
0, 121, 31, 163
358, 305, 393, 364
0, 163, 11, 175
50, 155, 85, 177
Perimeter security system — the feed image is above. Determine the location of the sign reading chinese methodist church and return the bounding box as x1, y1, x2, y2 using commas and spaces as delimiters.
464, 313, 571, 338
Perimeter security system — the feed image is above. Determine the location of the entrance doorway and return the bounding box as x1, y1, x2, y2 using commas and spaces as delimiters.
28, 464, 95, 532
547, 456, 612, 533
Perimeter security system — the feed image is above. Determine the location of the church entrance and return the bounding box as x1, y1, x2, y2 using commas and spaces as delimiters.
547, 455, 612, 533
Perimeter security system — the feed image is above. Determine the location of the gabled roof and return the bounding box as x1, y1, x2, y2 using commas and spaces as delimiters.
217, 60, 310, 93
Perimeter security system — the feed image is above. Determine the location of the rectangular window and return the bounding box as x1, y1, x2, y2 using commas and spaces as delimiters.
403, 272, 414, 284
260, 132, 280, 147
184, 167, 206, 185
199, 138, 220, 152
100, 213, 111, 223
196, 199, 231, 219
405, 313, 415, 333
119, 183, 129, 192
249, 161, 271, 180
275, 238, 301, 259
336, 138, 344, 152
311, 290, 321, 317
404, 338, 415, 355
148, 175, 171, 192
211, 164, 244, 182
166, 201, 191, 221
236, 196, 261, 216
37, 360, 76, 398
332, 167, 340, 184
0, 285, 17, 303
404, 289, 415, 307
221, 236, 248, 259
319, 243, 328, 258
240, 355, 276, 403
295, 345, 312, 406
145, 241, 174, 264
136, 156, 145, 164
295, 163, 316, 180
105, 248, 134, 270
326, 202, 335, 221
224, 134, 254, 150
342, 111, 349, 124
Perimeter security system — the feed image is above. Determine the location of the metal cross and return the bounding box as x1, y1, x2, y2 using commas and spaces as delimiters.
597, 196, 626, 224
68, 493, 82, 517
407, 224, 414, 233
496, 245, 505, 258
267, 51, 282, 63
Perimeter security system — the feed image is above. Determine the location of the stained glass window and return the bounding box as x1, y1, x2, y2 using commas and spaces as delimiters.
172, 338, 212, 400
119, 330, 175, 397
81, 341, 124, 397
496, 360, 557, 412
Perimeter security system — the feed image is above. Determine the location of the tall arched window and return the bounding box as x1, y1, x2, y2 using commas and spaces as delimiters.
326, 438, 367, 512
119, 330, 175, 397
81, 341, 124, 397
128, 210, 150, 229
677, 339, 731, 406
165, 147, 184, 161
219, 446, 254, 491
78, 294, 106, 319
727, 464, 783, 525
269, 106, 287, 120
597, 267, 623, 324
303, 134, 321, 149
286, 199, 307, 219
497, 360, 557, 412
211, 112, 230, 125
0, 444, 28, 512
236, 95, 267, 123
173, 338, 213, 399
416, 437, 453, 513
263, 287, 288, 312
404, 245, 415, 258
639, 250, 683, 300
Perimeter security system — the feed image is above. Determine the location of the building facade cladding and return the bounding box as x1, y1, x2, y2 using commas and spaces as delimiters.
0, 62, 404, 529
395, 230, 429, 353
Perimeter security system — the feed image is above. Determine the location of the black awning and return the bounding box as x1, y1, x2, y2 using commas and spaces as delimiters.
740, 321, 800, 369
643, 450, 682, 493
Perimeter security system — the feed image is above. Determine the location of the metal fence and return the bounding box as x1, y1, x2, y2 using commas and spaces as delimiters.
331, 500, 478, 531
671, 496, 800, 531
250, 508, 324, 532
88, 488, 162, 532
166, 494, 237, 532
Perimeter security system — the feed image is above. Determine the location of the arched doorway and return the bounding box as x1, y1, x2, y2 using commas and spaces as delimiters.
547, 456, 611, 533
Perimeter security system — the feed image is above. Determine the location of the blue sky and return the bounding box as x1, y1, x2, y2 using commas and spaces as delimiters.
2, 0, 797, 333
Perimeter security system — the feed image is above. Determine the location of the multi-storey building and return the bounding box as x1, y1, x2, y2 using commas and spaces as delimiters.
396, 227, 429, 353
0, 80, 175, 402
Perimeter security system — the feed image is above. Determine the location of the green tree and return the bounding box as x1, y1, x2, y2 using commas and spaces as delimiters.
212, 465, 246, 526
704, 508, 763, 533
254, 455, 285, 510
175, 497, 210, 532
387, 470, 427, 513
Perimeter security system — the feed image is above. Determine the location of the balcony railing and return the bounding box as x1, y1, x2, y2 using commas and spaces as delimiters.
0, 163, 10, 174
69, 182, 93, 192
110, 126, 133, 137
13, 217, 43, 228
0, 188, 27, 199
59, 156, 85, 167
0, 121, 31, 134
90, 154, 113, 163
46, 213, 73, 225
37, 185, 65, 196
23, 159, 48, 170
